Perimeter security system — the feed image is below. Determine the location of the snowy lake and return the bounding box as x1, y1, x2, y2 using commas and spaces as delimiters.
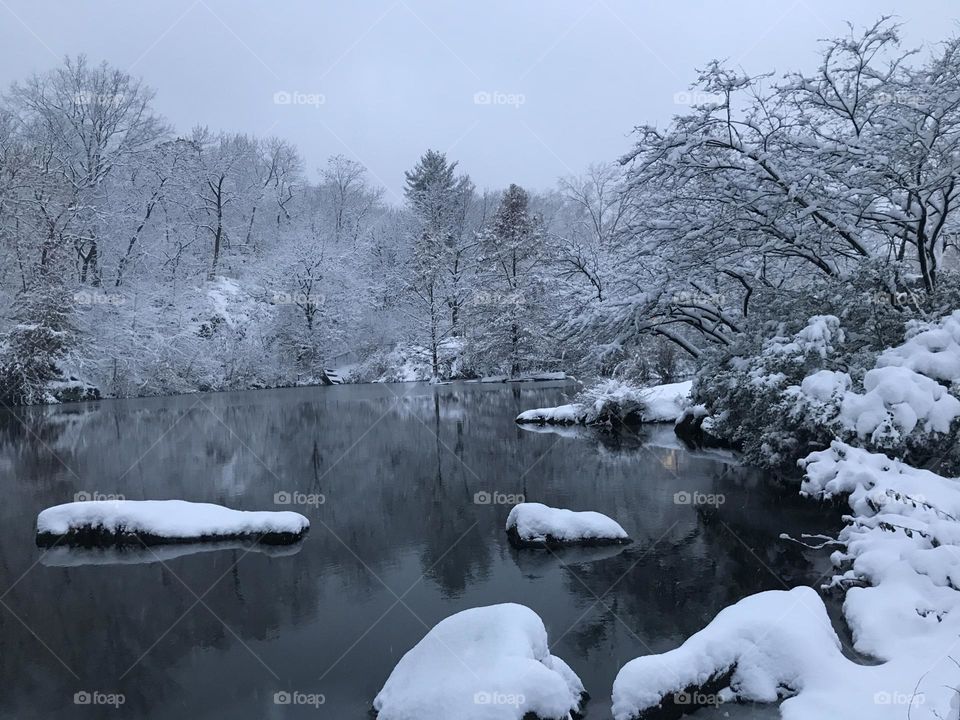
0, 381, 844, 719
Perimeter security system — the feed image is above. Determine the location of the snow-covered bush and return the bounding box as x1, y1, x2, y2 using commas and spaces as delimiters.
696, 292, 960, 471
695, 315, 849, 466
0, 280, 78, 405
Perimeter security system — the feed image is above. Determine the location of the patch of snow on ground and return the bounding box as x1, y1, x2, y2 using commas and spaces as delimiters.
506, 502, 629, 546
373, 603, 584, 720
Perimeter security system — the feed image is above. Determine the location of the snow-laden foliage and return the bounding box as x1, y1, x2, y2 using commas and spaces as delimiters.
700, 308, 960, 471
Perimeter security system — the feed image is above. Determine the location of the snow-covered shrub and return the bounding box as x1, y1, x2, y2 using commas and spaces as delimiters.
699, 306, 960, 472
695, 315, 849, 465
575, 378, 651, 424
0, 280, 78, 405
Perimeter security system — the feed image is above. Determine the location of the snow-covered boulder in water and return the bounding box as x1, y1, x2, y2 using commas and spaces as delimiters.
515, 403, 587, 425
36, 500, 309, 546
506, 502, 630, 548
516, 380, 692, 426
373, 603, 585, 720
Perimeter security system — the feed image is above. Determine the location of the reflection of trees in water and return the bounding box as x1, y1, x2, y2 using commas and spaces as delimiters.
540, 476, 836, 655
0, 382, 837, 718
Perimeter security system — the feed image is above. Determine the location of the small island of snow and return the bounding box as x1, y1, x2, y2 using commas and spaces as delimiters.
373, 603, 585, 720
506, 502, 630, 548
516, 380, 692, 426
36, 499, 310, 546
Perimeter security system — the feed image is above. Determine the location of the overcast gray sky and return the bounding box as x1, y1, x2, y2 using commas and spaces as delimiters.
0, 1, 957, 201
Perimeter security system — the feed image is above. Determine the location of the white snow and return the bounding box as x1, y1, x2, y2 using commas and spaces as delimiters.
515, 380, 692, 425
876, 309, 960, 384
506, 502, 629, 545
515, 403, 586, 425
611, 585, 959, 720
790, 310, 960, 448
636, 380, 693, 422
801, 442, 960, 659
36, 500, 309, 543
373, 603, 584, 720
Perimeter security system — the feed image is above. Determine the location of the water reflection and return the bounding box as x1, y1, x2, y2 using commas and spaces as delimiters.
0, 382, 839, 719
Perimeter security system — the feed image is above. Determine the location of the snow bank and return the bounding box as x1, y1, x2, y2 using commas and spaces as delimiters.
515, 380, 692, 426
373, 603, 584, 720
506, 502, 630, 547
36, 500, 309, 546
801, 442, 960, 659
612, 587, 842, 719
612, 585, 958, 720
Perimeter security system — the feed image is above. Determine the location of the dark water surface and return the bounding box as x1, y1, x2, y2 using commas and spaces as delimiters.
0, 381, 840, 719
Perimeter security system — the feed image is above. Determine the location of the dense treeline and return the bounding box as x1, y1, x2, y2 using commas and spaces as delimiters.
1, 19, 959, 407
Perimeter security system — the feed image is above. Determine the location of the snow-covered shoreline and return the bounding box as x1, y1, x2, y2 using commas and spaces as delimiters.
36, 500, 310, 546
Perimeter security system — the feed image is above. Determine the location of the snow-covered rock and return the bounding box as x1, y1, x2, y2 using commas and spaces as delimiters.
516, 403, 587, 425
36, 500, 309, 546
373, 603, 585, 720
506, 502, 630, 547
612, 584, 959, 720
515, 380, 692, 426
612, 587, 842, 719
